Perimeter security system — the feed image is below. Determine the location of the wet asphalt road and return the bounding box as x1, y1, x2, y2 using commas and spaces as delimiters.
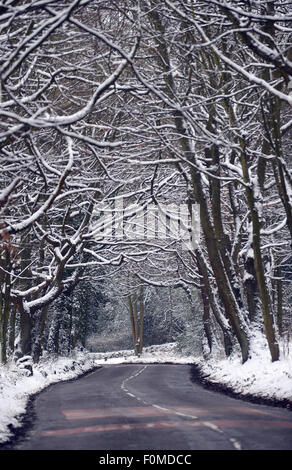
10, 364, 292, 451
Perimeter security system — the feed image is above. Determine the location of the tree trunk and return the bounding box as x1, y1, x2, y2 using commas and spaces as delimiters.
139, 286, 145, 355
244, 252, 259, 323
19, 303, 32, 357
0, 249, 12, 363
8, 303, 16, 354
195, 249, 233, 357
275, 266, 283, 337
240, 139, 279, 362
128, 294, 138, 354
33, 305, 49, 363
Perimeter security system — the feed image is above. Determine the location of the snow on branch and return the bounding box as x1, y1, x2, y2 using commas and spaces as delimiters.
0, 178, 20, 209
3, 137, 74, 235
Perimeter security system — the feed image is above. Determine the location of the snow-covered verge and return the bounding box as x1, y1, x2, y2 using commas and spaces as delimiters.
193, 335, 292, 406
0, 339, 291, 446
194, 354, 292, 406
92, 342, 193, 365
0, 350, 98, 445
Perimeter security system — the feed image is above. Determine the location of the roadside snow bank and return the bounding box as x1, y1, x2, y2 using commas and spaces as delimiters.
92, 342, 192, 365
194, 346, 292, 404
0, 351, 97, 444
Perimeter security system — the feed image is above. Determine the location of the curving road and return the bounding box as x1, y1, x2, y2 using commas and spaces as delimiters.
12, 364, 292, 451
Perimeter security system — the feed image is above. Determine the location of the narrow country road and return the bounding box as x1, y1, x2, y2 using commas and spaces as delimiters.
11, 364, 292, 451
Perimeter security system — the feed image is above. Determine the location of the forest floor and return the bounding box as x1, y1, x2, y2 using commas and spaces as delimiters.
0, 335, 291, 447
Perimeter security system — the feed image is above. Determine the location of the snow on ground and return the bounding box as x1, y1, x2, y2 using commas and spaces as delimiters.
193, 334, 292, 404
0, 339, 291, 445
92, 342, 193, 365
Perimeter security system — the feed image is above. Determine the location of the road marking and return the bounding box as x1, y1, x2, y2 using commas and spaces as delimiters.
209, 420, 292, 428
152, 405, 171, 412
121, 366, 200, 419
121, 365, 148, 394
121, 367, 200, 421
42, 418, 292, 438
230, 438, 242, 450
202, 421, 223, 433
174, 411, 198, 419
228, 406, 291, 420
41, 419, 211, 437
62, 406, 201, 421
153, 404, 198, 419
121, 365, 151, 407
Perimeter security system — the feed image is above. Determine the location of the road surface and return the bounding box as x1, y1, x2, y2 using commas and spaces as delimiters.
11, 364, 292, 450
